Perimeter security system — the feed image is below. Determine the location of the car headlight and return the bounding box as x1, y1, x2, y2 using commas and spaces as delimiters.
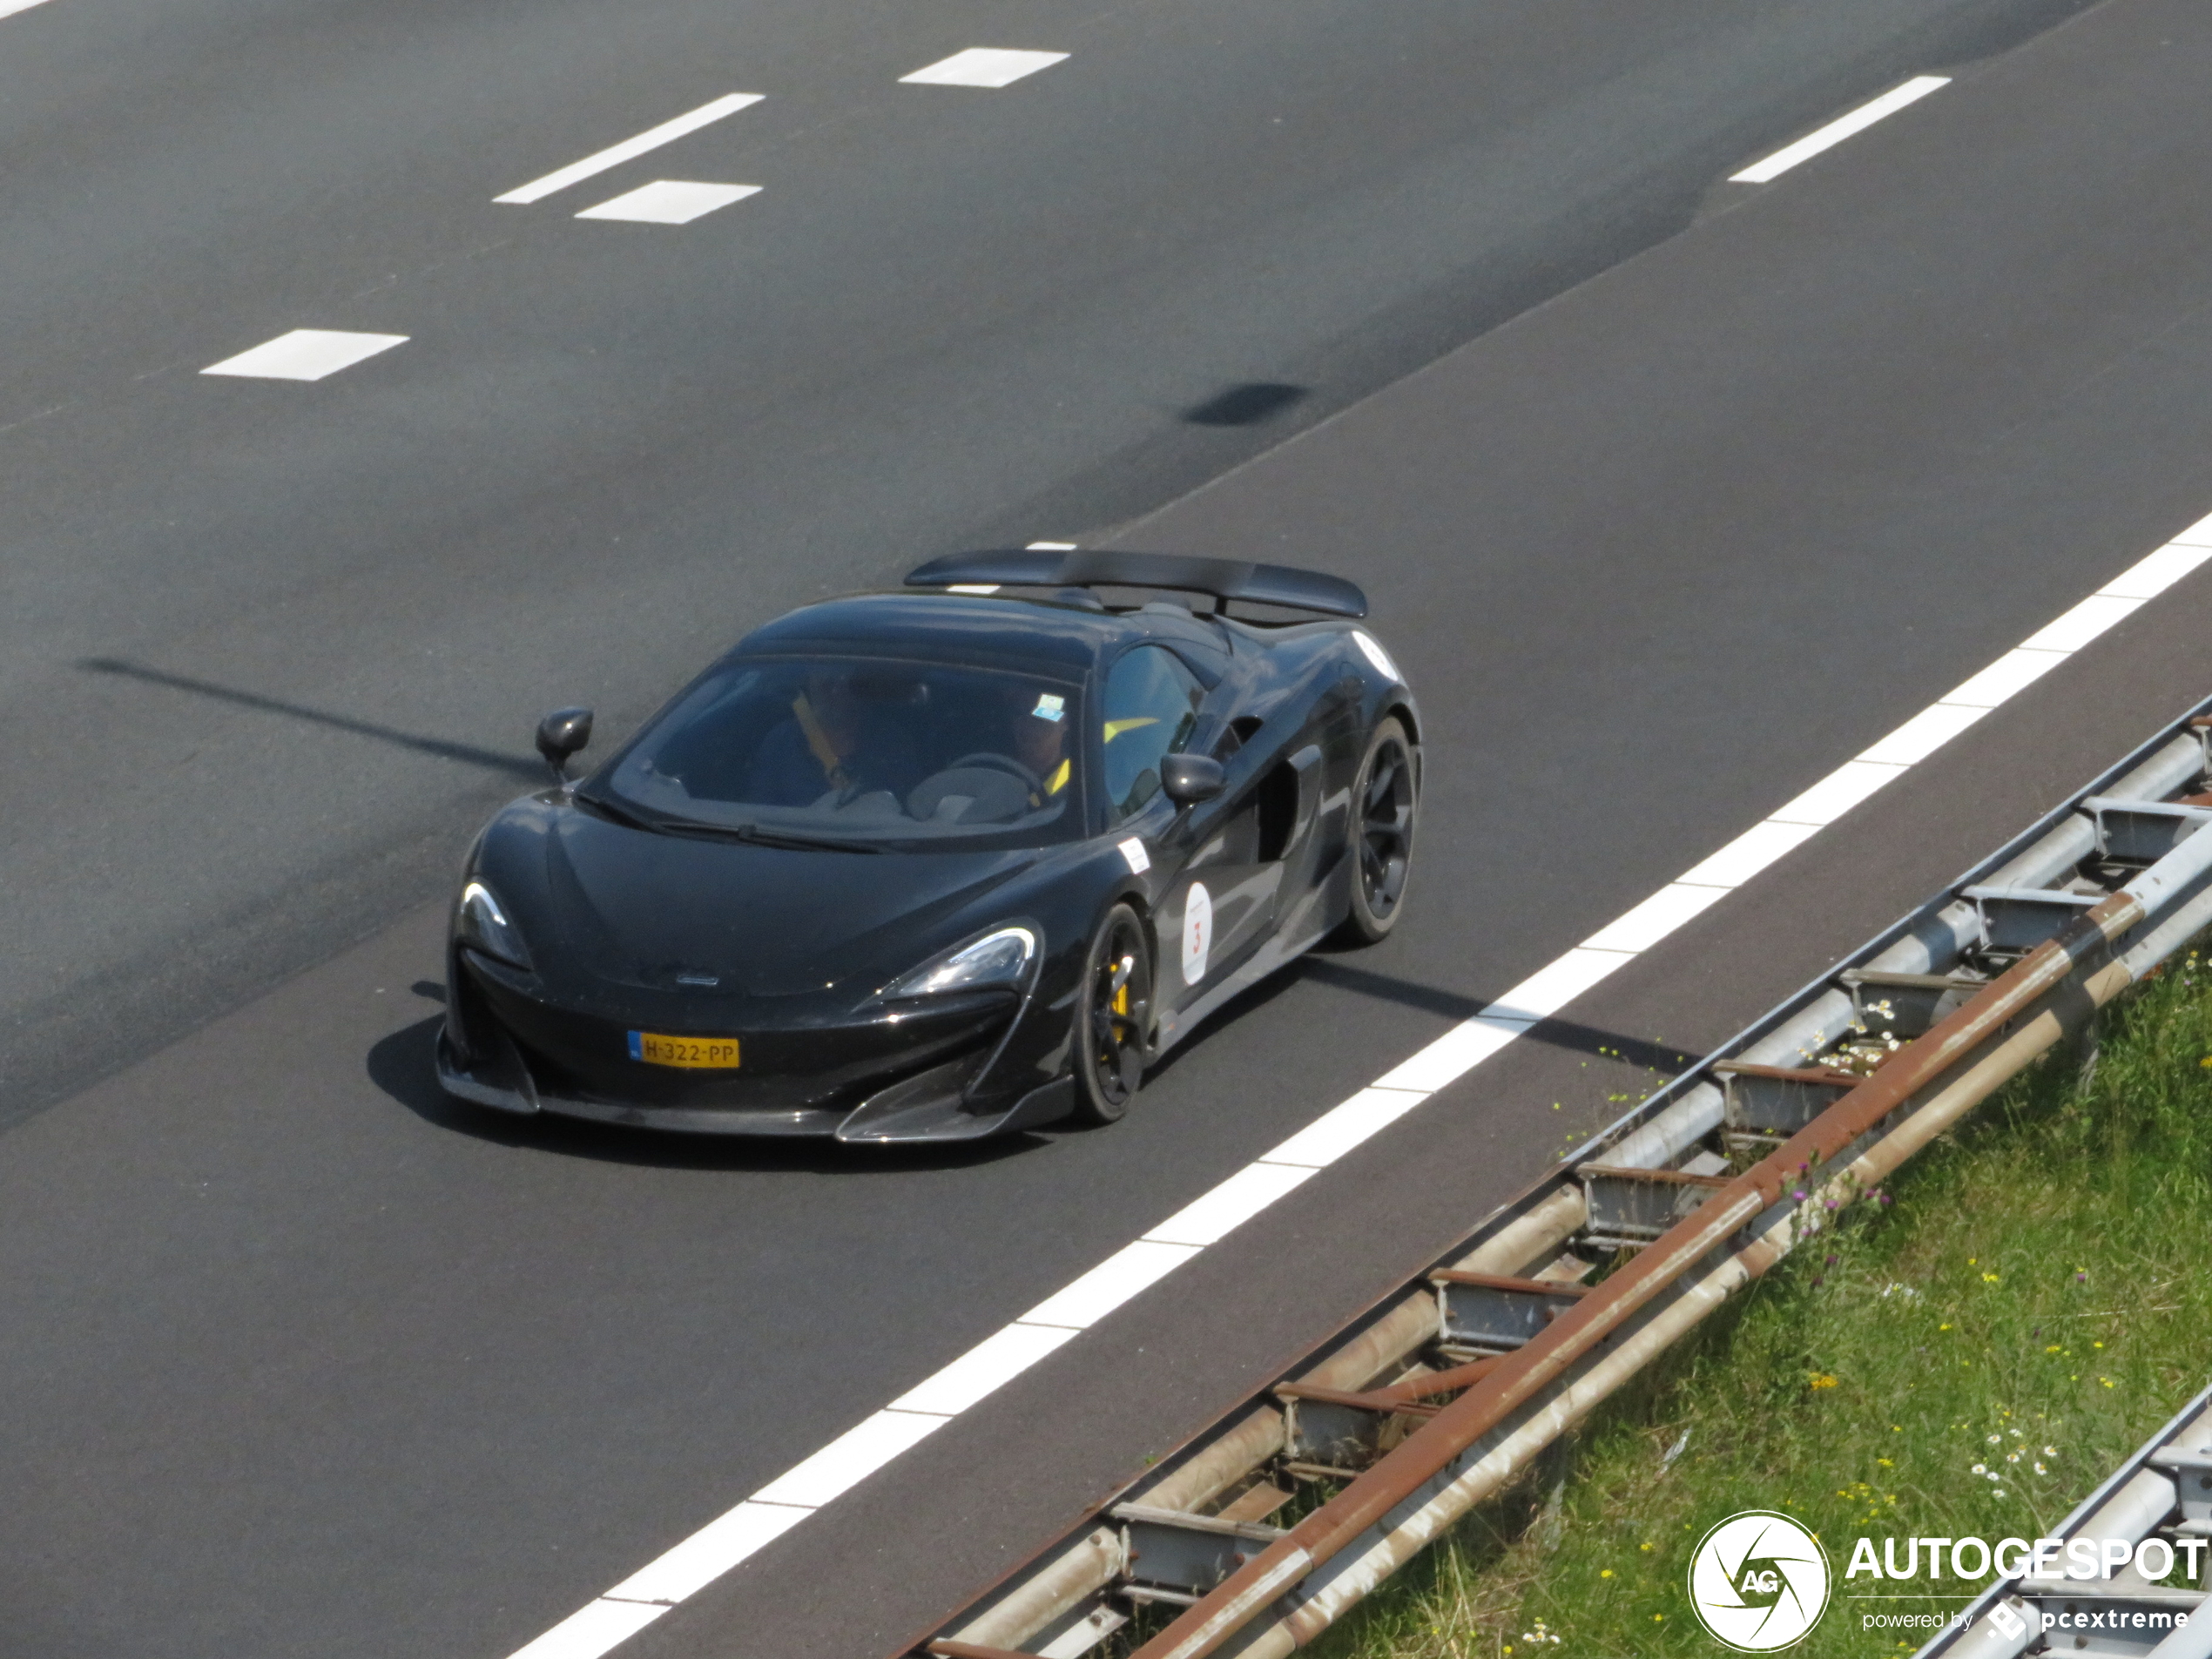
877, 926, 1036, 1001
455, 879, 533, 970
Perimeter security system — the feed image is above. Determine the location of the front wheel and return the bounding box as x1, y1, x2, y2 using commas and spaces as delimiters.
1333, 716, 1417, 946
1072, 903, 1152, 1125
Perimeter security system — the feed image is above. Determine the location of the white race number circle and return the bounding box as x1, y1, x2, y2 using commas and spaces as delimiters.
1181, 882, 1213, 984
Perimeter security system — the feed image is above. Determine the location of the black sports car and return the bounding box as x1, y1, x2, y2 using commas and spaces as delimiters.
436, 549, 1419, 1143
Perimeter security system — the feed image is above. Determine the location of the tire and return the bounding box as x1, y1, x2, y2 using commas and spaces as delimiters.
1071, 902, 1152, 1125
1333, 716, 1417, 946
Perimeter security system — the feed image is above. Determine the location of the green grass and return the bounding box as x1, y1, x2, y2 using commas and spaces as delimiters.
1303, 949, 2212, 1659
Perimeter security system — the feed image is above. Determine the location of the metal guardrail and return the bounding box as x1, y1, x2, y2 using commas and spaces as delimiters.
1915, 1380, 2212, 1659
907, 704, 2212, 1659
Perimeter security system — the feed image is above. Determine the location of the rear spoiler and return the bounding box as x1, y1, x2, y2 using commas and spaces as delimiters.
904, 549, 1367, 620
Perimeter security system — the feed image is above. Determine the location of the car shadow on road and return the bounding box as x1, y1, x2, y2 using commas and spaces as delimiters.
1136, 967, 1309, 1089
79, 657, 543, 781
365, 1011, 1046, 1174
1292, 958, 1697, 1076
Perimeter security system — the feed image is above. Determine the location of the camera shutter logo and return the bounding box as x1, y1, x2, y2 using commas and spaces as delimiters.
1687, 1511, 1831, 1650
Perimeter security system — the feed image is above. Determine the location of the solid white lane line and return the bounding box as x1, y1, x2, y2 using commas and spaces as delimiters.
900, 48, 1068, 88
2022, 593, 2145, 652
1856, 702, 1990, 766
496, 94, 763, 205
507, 1600, 668, 1659
750, 1407, 950, 1507
200, 329, 407, 381
2106, 543, 2212, 597
1944, 648, 2068, 709
0, 0, 55, 18
1371, 1014, 1529, 1095
1018, 1240, 1202, 1330
1730, 76, 1950, 184
2114, 539, 2212, 592
576, 180, 759, 224
889, 1324, 1081, 1416
1489, 948, 1634, 1022
1769, 759, 1907, 827
1261, 1087, 1430, 1170
1582, 883, 1730, 954
1676, 820, 1822, 889
496, 512, 2212, 1659
1143, 1162, 1317, 1248
602, 1502, 808, 1605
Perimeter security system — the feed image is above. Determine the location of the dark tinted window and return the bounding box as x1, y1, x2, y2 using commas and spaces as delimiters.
594, 656, 1083, 847
1101, 646, 1204, 823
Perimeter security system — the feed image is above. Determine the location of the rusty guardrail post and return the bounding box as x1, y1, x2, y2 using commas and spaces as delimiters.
1130, 890, 2153, 1659
909, 720, 2212, 1659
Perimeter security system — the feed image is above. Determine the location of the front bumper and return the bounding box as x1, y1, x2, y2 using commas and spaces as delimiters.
438, 954, 1073, 1143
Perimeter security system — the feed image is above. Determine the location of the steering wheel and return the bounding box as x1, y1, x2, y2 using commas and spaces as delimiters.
943, 752, 1046, 795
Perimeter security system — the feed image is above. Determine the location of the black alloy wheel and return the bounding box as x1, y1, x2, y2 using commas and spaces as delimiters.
1072, 903, 1152, 1124
1337, 716, 1416, 945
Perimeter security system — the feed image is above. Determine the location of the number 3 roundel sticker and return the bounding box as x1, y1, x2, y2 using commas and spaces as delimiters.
1181, 882, 1212, 984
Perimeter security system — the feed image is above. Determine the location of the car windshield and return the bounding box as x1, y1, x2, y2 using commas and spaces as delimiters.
590, 656, 1086, 847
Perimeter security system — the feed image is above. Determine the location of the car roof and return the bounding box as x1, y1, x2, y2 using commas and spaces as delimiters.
732, 590, 1168, 677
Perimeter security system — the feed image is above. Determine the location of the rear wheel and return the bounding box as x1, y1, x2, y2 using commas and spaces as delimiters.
1334, 716, 1417, 945
1072, 903, 1151, 1124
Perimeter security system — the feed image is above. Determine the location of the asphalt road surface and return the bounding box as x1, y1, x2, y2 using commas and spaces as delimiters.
1, 0, 2093, 1119
9, 0, 2212, 1656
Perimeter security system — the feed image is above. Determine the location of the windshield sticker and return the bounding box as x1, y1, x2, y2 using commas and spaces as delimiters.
1031, 693, 1065, 722
1119, 837, 1150, 874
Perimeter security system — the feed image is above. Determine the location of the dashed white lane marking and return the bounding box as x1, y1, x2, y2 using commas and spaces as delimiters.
575, 181, 760, 224
0, 0, 56, 19
1730, 75, 1950, 183
900, 48, 1069, 88
199, 329, 408, 381
497, 520, 2212, 1659
495, 93, 764, 205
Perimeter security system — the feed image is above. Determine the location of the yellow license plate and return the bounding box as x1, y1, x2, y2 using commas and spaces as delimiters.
628, 1031, 741, 1069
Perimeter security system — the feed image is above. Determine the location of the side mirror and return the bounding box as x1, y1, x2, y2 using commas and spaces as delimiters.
1162, 753, 1226, 807
535, 706, 595, 784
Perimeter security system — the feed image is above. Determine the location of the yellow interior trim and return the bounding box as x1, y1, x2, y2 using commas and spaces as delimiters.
791, 693, 851, 791
1045, 758, 1070, 795
1103, 716, 1161, 743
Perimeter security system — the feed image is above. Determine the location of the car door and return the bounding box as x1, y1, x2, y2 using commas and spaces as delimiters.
1096, 643, 1285, 1012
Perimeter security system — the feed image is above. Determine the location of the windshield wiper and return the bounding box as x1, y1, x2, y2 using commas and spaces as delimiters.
577, 788, 884, 853
574, 790, 664, 833
667, 819, 886, 854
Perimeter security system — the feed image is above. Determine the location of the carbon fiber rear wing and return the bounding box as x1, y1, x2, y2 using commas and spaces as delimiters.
905, 549, 1368, 619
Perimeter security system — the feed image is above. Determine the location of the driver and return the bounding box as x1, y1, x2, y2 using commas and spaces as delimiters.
744, 668, 921, 806
1013, 691, 1073, 808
